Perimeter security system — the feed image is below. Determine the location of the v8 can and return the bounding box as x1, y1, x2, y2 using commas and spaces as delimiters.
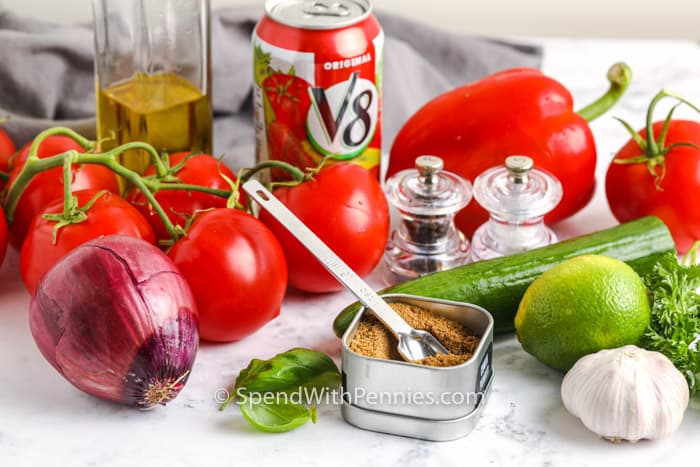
253, 0, 383, 181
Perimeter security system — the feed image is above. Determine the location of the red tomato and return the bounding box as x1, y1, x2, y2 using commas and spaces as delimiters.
168, 208, 287, 342
7, 135, 119, 249
127, 152, 237, 244
20, 190, 155, 293
606, 119, 700, 254
266, 121, 317, 181
0, 209, 8, 268
0, 127, 16, 190
13, 134, 88, 169
263, 74, 312, 141
258, 163, 390, 293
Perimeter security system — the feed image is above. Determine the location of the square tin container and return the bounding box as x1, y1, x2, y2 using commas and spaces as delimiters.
340, 294, 494, 441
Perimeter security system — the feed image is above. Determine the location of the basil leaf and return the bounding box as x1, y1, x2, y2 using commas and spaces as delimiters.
240, 400, 317, 433
234, 348, 340, 396
221, 348, 339, 433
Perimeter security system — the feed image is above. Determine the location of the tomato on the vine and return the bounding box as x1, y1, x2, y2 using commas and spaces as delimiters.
606, 119, 700, 254
0, 128, 15, 162
258, 163, 389, 293
266, 121, 317, 181
127, 152, 237, 244
14, 135, 83, 165
263, 73, 311, 141
0, 209, 8, 268
20, 190, 155, 293
0, 128, 16, 191
604, 91, 700, 254
168, 208, 287, 342
7, 135, 119, 248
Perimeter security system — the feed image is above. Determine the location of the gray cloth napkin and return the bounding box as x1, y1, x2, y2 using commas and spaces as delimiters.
0, 4, 540, 169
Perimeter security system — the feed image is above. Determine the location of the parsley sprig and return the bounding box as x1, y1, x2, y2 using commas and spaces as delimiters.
642, 245, 700, 394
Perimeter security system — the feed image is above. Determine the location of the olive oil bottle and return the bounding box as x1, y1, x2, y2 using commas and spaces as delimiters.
97, 72, 212, 174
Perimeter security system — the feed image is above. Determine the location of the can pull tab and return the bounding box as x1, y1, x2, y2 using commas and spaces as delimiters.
303, 1, 351, 17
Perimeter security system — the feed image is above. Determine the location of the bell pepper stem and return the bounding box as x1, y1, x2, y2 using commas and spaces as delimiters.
577, 62, 632, 122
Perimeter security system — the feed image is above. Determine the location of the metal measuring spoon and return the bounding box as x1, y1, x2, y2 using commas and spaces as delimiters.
243, 179, 450, 362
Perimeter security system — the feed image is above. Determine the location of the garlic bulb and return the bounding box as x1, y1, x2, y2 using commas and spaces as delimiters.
561, 345, 689, 443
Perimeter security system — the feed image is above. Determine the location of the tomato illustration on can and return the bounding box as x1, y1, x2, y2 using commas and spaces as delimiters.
253, 0, 383, 181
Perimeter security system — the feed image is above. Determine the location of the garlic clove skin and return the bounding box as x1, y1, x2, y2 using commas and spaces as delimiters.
561, 345, 689, 443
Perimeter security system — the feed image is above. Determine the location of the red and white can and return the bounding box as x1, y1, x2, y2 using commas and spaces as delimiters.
253, 0, 383, 181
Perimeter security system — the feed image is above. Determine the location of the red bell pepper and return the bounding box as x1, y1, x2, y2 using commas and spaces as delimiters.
387, 63, 632, 237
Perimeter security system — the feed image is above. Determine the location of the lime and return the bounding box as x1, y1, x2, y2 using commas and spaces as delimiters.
514, 254, 650, 371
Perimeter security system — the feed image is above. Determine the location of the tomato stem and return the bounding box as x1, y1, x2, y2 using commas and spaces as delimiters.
109, 141, 170, 178
2, 128, 238, 244
644, 89, 700, 156
3, 154, 68, 224
60, 152, 77, 218
612, 89, 700, 189
43, 190, 111, 245
3, 141, 186, 243
4, 126, 97, 224
44, 152, 84, 244
240, 160, 306, 184
644, 91, 667, 156
79, 151, 187, 242
146, 180, 231, 198
41, 155, 112, 245
577, 62, 632, 123
219, 168, 244, 210
166, 151, 201, 177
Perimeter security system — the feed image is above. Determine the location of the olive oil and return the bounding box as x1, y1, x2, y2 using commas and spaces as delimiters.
97, 72, 212, 174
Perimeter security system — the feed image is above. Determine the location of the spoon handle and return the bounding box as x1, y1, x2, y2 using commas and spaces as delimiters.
243, 179, 412, 337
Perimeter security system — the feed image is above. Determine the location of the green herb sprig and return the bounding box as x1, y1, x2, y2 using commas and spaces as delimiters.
220, 348, 341, 433
642, 245, 700, 394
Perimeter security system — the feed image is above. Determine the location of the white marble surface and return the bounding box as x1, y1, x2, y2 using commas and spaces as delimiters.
2, 39, 700, 466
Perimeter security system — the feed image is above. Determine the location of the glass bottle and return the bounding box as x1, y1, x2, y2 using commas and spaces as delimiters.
471, 155, 562, 261
92, 0, 212, 174
383, 155, 472, 283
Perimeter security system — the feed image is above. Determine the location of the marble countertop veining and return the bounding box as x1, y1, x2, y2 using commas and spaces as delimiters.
2, 38, 700, 467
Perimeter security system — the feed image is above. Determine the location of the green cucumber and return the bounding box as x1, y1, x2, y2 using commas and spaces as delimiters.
333, 216, 675, 337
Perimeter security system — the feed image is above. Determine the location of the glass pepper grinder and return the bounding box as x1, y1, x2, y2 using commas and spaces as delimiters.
383, 155, 472, 283
470, 155, 563, 261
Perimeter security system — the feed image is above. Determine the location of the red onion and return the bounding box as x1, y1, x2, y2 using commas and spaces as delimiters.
29, 235, 199, 408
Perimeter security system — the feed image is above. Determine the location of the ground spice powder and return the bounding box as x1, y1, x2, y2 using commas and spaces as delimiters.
348, 302, 481, 367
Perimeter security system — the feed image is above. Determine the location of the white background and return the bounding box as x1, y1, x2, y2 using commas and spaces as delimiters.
4, 0, 700, 39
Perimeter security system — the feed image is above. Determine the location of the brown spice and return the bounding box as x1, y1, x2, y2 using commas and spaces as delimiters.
348, 302, 481, 367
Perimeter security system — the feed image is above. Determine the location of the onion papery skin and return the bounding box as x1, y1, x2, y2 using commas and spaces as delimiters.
29, 235, 199, 408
